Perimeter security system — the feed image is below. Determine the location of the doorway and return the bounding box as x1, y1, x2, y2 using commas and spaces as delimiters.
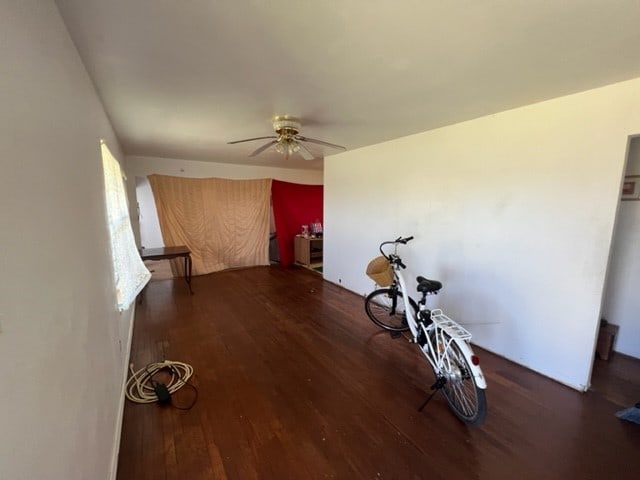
596, 136, 640, 385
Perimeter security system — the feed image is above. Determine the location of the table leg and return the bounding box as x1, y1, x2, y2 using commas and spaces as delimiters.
184, 254, 193, 294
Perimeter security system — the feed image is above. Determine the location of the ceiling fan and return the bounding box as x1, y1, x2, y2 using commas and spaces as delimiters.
228, 115, 346, 160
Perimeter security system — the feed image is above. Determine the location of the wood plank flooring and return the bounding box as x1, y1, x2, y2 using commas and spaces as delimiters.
117, 266, 640, 480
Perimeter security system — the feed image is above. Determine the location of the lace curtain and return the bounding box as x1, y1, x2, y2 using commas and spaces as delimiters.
101, 142, 151, 310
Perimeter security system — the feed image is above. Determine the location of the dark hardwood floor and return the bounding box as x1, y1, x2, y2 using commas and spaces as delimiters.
117, 266, 640, 480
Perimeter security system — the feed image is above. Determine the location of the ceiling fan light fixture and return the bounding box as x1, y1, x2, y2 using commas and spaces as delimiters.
274, 138, 300, 156
274, 142, 286, 154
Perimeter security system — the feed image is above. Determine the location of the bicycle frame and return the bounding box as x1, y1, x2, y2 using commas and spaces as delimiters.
386, 243, 487, 390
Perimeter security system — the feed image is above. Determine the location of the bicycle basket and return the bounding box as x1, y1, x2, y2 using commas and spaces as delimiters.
366, 256, 394, 286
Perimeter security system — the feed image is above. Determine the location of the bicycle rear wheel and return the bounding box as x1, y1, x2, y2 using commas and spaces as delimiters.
364, 288, 417, 332
438, 337, 487, 425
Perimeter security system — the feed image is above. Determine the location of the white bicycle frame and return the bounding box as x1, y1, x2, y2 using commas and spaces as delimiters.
391, 254, 487, 390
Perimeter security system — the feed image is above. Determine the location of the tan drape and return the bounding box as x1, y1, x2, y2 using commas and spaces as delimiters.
148, 174, 272, 276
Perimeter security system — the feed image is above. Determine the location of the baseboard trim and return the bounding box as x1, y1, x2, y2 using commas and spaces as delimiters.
109, 307, 136, 480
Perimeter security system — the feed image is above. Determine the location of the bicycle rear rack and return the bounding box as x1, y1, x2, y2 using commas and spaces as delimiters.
430, 309, 472, 341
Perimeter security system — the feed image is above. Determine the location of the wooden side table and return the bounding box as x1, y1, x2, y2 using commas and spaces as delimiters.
294, 236, 323, 266
140, 246, 193, 294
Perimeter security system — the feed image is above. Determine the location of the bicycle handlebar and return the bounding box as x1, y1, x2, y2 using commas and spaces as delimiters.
379, 235, 414, 267
396, 236, 414, 244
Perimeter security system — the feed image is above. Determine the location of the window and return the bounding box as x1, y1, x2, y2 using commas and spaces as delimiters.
101, 140, 150, 311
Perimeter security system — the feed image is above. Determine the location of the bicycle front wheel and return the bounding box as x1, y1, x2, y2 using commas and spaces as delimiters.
439, 337, 487, 425
364, 288, 417, 332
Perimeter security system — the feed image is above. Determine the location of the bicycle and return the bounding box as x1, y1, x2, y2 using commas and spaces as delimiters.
364, 236, 487, 425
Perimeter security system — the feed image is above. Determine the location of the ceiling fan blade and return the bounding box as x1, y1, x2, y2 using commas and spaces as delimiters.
228, 136, 277, 145
297, 142, 316, 161
296, 135, 346, 150
249, 140, 278, 157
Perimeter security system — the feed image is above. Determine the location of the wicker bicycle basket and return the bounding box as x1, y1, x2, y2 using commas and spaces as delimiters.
366, 256, 394, 286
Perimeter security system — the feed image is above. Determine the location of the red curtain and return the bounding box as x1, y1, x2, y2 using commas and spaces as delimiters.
271, 180, 323, 267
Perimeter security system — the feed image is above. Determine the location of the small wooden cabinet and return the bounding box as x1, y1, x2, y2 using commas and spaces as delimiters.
294, 236, 323, 266
596, 323, 619, 360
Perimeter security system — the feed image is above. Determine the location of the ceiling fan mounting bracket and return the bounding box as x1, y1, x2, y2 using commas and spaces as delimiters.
273, 115, 301, 136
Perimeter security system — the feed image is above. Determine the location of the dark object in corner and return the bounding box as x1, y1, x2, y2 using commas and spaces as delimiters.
596, 322, 619, 361
615, 403, 640, 424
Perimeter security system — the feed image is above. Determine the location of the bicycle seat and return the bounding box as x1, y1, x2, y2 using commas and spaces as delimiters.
416, 276, 442, 294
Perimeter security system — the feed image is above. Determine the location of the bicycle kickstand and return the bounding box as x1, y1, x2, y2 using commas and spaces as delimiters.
417, 377, 447, 412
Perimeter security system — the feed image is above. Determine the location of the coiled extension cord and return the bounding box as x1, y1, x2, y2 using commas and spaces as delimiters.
125, 360, 194, 404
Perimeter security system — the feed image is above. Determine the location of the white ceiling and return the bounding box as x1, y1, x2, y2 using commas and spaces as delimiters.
55, 0, 640, 171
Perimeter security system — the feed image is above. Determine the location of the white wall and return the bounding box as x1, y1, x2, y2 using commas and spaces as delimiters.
0, 2, 132, 479
127, 155, 323, 248
602, 138, 640, 358
127, 155, 324, 184
135, 176, 164, 248
324, 78, 640, 391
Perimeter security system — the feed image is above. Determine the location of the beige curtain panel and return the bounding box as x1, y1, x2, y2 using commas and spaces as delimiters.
148, 174, 272, 276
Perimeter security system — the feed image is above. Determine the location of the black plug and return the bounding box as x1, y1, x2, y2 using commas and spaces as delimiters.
153, 382, 171, 404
